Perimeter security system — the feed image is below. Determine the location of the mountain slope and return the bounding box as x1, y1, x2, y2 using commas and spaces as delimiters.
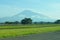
0, 10, 55, 23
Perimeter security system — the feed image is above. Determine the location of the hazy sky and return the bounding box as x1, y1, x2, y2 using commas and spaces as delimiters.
0, 0, 60, 19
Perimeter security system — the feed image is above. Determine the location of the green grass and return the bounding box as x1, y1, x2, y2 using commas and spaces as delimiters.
0, 24, 60, 29
0, 24, 60, 38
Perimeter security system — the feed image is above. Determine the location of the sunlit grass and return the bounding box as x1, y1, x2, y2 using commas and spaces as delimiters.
0, 25, 60, 38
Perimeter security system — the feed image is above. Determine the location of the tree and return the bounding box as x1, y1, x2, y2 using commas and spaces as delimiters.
5, 21, 9, 24
14, 21, 19, 24
5, 21, 14, 24
55, 20, 60, 24
21, 18, 32, 24
5, 21, 19, 24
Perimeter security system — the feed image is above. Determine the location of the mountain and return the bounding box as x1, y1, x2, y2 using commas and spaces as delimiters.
0, 10, 55, 23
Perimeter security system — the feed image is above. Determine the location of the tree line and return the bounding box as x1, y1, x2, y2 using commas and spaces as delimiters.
4, 18, 32, 24
2, 18, 60, 24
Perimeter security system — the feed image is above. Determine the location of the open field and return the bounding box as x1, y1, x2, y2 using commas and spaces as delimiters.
1, 31, 60, 40
0, 24, 60, 38
0, 24, 60, 29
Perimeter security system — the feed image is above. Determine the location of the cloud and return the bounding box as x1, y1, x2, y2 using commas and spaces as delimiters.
49, 3, 60, 9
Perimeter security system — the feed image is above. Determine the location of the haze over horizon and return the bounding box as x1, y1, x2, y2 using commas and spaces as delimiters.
0, 0, 60, 19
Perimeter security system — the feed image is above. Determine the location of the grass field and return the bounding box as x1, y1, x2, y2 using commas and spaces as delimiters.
0, 24, 60, 38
